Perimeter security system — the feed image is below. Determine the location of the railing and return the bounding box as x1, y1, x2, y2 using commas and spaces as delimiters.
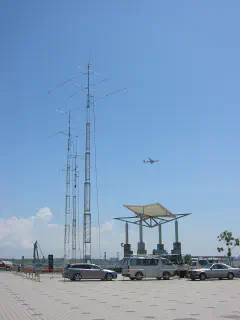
11, 266, 41, 282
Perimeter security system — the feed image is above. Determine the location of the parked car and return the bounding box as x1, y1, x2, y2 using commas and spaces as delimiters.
62, 263, 118, 281
122, 256, 177, 280
0, 261, 12, 271
189, 263, 240, 280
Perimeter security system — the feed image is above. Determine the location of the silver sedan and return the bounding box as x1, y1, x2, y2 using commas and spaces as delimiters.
62, 263, 118, 281
190, 263, 240, 281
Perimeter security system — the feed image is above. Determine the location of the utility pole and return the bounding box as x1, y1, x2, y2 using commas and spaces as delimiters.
83, 63, 91, 261
72, 151, 77, 260
64, 110, 71, 264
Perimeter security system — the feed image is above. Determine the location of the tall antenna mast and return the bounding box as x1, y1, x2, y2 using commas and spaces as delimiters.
83, 62, 91, 261
72, 148, 77, 260
64, 110, 71, 264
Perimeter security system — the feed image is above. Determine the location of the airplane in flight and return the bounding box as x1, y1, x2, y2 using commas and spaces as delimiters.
143, 158, 160, 164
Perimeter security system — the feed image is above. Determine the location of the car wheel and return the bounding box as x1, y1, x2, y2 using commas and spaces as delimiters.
199, 273, 206, 281
163, 272, 170, 280
227, 272, 234, 280
73, 273, 82, 281
6, 266, 10, 271
105, 273, 113, 281
156, 277, 161, 280
129, 277, 135, 281
135, 272, 143, 280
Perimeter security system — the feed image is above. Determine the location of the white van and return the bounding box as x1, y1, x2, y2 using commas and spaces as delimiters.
122, 257, 177, 280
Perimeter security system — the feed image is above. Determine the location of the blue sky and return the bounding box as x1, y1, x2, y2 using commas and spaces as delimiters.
1, 1, 240, 258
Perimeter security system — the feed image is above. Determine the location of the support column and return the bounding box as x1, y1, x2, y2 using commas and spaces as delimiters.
139, 215, 143, 243
124, 222, 133, 257
175, 219, 179, 243
137, 215, 147, 255
157, 224, 164, 250
171, 219, 181, 255
125, 222, 129, 244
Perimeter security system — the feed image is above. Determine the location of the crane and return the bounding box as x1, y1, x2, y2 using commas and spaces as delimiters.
33, 241, 45, 268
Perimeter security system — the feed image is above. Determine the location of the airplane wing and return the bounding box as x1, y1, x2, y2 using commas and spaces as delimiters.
148, 158, 152, 161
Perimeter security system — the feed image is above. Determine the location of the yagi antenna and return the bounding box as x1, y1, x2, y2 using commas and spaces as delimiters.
98, 87, 126, 100
48, 131, 67, 138
48, 72, 87, 95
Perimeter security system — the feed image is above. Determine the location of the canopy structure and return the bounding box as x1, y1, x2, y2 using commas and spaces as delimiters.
114, 202, 192, 228
124, 203, 175, 218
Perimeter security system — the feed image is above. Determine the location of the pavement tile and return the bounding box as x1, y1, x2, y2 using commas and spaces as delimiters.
0, 271, 240, 320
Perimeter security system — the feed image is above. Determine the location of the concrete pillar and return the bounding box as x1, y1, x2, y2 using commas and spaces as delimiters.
125, 222, 129, 244
157, 224, 164, 250
124, 222, 133, 257
175, 219, 179, 243
171, 219, 181, 255
137, 214, 147, 255
139, 215, 143, 243
159, 224, 162, 245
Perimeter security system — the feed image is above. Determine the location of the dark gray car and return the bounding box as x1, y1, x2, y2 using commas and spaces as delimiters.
62, 263, 118, 281
190, 263, 240, 280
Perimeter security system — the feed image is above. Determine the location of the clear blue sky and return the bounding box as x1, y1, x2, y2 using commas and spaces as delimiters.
1, 1, 240, 256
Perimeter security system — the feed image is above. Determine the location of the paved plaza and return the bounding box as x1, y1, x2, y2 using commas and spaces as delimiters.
1, 271, 240, 320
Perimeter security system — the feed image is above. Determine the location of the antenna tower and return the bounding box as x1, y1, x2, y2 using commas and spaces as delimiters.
72, 149, 78, 260
83, 63, 91, 261
64, 110, 71, 264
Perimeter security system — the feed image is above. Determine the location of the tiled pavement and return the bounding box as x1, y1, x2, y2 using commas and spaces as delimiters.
1, 271, 240, 320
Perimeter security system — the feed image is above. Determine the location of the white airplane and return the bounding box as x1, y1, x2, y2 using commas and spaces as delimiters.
143, 158, 160, 164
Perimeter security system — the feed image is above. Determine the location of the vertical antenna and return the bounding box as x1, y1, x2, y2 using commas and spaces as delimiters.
64, 110, 71, 265
83, 62, 91, 261
72, 147, 77, 260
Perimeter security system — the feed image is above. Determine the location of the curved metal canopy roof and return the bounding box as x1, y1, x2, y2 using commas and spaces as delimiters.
123, 202, 175, 218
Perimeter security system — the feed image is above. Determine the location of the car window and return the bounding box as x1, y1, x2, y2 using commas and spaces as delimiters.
80, 264, 91, 269
129, 258, 138, 266
71, 264, 82, 269
121, 258, 129, 266
90, 265, 100, 269
152, 259, 159, 265
202, 264, 212, 269
212, 264, 226, 269
219, 264, 229, 269
161, 258, 173, 266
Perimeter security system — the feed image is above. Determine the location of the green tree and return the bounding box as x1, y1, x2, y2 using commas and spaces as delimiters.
184, 254, 192, 265
217, 230, 240, 265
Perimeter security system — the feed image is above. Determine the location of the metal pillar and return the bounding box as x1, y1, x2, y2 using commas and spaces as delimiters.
83, 63, 91, 261
175, 219, 179, 243
157, 224, 164, 250
159, 224, 162, 245
72, 154, 77, 260
139, 215, 143, 243
137, 215, 146, 255
125, 222, 129, 244
123, 222, 133, 257
64, 111, 71, 264
171, 219, 181, 255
